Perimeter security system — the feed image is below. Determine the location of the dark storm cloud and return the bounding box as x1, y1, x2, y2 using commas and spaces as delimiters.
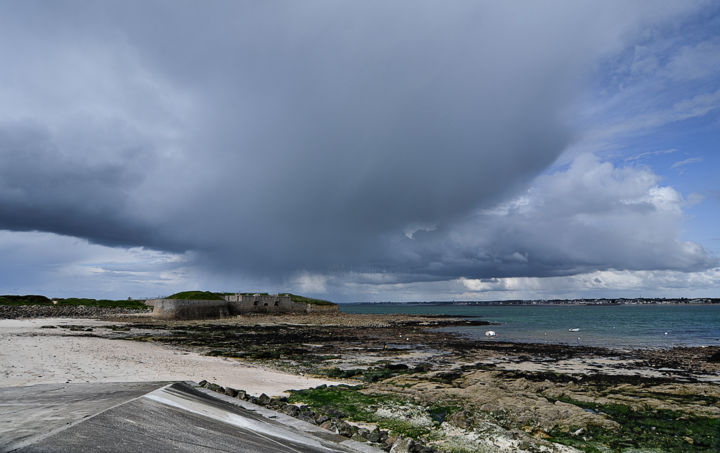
0, 120, 163, 248
0, 1, 710, 286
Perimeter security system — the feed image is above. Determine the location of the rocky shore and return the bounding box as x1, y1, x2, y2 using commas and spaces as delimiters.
89, 312, 719, 452
3, 309, 719, 452
196, 379, 434, 453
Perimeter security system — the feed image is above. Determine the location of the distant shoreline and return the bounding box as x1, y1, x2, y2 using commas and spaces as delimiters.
344, 298, 720, 306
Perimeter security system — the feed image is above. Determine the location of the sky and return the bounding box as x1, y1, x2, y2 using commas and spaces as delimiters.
0, 1, 719, 302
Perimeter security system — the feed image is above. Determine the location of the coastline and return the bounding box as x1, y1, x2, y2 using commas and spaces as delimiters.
2, 308, 719, 452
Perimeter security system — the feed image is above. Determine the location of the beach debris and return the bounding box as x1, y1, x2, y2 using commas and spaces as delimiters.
484, 330, 496, 337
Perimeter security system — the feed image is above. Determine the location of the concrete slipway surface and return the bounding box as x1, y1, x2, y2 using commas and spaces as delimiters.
0, 381, 382, 453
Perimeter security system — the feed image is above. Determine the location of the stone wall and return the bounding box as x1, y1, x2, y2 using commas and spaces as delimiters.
224, 294, 297, 314
224, 294, 339, 314
149, 299, 231, 320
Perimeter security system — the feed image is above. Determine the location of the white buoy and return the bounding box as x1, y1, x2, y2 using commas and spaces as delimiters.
569, 328, 580, 332
485, 330, 496, 337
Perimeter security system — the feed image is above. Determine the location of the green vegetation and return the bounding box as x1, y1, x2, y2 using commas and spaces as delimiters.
322, 363, 412, 382
0, 295, 51, 305
287, 293, 335, 306
289, 385, 388, 419
0, 295, 147, 309
166, 291, 226, 300
288, 385, 459, 440
548, 396, 720, 452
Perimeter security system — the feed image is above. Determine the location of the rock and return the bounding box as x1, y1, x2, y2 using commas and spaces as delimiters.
383, 436, 396, 452
224, 387, 238, 397
206, 383, 222, 393
335, 420, 355, 437
258, 393, 271, 405
367, 429, 382, 443
708, 351, 720, 363
413, 363, 433, 373
378, 430, 389, 443
235, 390, 246, 400
389, 437, 413, 453
410, 441, 431, 453
366, 428, 391, 444
315, 414, 330, 425
320, 420, 335, 431
352, 430, 368, 442
447, 410, 470, 429
198, 380, 208, 387
298, 415, 316, 424
283, 405, 301, 417
387, 363, 409, 371
0, 304, 150, 319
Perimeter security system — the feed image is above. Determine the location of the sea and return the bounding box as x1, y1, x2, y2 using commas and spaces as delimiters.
339, 303, 720, 349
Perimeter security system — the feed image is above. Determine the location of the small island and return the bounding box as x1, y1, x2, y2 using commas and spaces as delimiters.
147, 291, 338, 320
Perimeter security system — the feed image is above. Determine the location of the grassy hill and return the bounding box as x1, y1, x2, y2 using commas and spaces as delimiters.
166, 291, 336, 306
287, 293, 335, 306
165, 291, 227, 300
0, 295, 147, 309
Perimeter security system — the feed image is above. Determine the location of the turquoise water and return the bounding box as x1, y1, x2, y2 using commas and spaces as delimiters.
339, 303, 720, 349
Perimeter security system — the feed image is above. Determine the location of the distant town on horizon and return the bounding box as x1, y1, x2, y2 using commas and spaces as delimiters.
353, 297, 720, 305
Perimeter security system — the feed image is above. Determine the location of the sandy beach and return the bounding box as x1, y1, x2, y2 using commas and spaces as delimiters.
0, 318, 338, 396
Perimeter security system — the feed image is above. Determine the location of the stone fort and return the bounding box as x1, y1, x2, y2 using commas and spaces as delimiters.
146, 293, 338, 320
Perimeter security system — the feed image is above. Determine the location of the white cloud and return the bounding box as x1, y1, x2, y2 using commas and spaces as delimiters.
671, 157, 703, 168
665, 40, 720, 81
0, 230, 189, 298
403, 223, 437, 240
591, 89, 720, 141
460, 267, 720, 299
396, 152, 715, 279
625, 148, 676, 161
292, 272, 329, 294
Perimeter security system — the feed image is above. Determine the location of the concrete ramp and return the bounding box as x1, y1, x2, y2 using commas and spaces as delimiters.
1, 382, 380, 453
